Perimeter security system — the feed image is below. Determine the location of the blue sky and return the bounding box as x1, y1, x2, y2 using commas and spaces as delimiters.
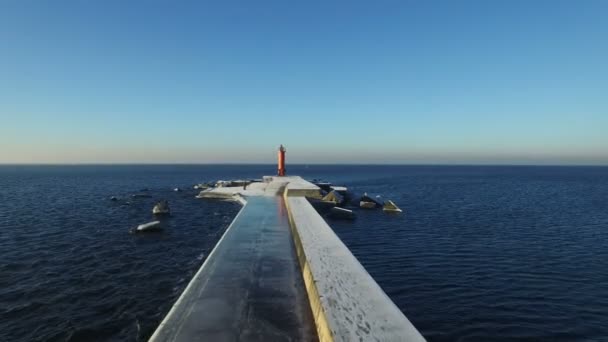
0, 0, 606, 164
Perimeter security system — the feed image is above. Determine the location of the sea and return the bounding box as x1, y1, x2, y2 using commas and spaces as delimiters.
1, 165, 607, 341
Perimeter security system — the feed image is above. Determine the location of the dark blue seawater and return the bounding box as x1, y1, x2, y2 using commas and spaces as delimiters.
1, 165, 608, 341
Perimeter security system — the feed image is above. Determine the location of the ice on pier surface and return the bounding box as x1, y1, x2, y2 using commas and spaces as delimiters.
197, 176, 322, 200
149, 196, 316, 342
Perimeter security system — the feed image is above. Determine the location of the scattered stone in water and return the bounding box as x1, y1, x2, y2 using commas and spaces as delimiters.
152, 200, 171, 215
132, 220, 162, 233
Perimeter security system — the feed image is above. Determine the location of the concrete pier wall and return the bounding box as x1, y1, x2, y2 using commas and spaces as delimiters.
150, 176, 424, 341
284, 195, 426, 342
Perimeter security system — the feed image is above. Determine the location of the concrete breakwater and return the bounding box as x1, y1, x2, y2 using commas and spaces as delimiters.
150, 176, 425, 342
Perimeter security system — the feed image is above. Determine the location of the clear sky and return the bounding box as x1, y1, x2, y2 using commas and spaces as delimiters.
1, 0, 606, 164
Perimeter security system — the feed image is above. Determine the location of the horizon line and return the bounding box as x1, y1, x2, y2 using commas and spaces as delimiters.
1, 162, 607, 167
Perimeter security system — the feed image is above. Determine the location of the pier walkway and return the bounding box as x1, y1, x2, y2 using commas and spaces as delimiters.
149, 196, 317, 342
151, 176, 425, 342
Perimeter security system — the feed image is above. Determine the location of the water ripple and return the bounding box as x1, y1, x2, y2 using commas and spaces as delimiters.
0, 166, 242, 341
2, 165, 608, 341
327, 165, 608, 341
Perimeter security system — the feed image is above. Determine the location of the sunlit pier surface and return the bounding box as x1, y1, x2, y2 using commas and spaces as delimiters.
150, 176, 425, 342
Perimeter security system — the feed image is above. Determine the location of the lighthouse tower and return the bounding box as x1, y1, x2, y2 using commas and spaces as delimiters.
277, 145, 286, 176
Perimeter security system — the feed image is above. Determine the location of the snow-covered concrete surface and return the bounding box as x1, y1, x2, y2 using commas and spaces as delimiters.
283, 178, 323, 198
197, 176, 321, 199
285, 195, 426, 342
196, 182, 267, 198
152, 175, 423, 342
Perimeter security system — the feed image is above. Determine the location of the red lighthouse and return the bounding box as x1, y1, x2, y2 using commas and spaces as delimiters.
277, 145, 286, 176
